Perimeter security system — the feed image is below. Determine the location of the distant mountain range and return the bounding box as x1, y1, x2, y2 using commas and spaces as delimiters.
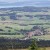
0, 0, 50, 7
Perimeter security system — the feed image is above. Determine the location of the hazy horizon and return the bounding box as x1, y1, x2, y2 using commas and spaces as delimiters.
0, 0, 50, 8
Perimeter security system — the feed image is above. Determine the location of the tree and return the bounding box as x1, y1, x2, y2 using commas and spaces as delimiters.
29, 40, 38, 50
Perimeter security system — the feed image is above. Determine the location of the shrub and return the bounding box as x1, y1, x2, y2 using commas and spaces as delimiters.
29, 40, 38, 50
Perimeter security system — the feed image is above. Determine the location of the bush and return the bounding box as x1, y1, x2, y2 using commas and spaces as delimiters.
29, 40, 38, 50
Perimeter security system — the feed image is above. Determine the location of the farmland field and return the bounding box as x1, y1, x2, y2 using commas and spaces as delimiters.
32, 35, 50, 40
0, 7, 50, 40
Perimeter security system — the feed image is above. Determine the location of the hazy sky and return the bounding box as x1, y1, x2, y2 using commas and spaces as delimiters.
0, 0, 27, 3
0, 0, 50, 3
0, 0, 50, 8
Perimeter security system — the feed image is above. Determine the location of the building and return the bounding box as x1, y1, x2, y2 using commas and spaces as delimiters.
27, 29, 44, 38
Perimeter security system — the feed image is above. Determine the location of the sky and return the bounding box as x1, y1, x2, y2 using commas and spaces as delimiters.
0, 0, 50, 3
0, 0, 50, 8
0, 0, 25, 3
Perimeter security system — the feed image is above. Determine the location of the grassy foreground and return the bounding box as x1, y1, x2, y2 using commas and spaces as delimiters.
38, 47, 50, 50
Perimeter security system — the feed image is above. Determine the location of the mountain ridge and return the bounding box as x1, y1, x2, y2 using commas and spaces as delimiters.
0, 0, 50, 7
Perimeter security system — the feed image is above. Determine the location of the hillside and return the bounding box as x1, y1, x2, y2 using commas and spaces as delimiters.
0, 7, 50, 40
0, 6, 50, 20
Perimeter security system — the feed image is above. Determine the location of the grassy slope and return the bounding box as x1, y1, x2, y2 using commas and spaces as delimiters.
0, 9, 50, 39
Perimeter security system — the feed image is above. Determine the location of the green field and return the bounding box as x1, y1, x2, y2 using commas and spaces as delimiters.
0, 35, 50, 40
0, 35, 24, 39
0, 7, 50, 40
32, 35, 50, 40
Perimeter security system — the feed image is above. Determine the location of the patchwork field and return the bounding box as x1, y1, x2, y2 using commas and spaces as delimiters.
0, 7, 50, 40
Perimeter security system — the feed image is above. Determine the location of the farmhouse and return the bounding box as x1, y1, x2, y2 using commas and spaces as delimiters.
27, 29, 44, 38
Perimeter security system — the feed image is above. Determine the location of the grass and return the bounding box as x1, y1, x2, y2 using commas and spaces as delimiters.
0, 35, 24, 39
8, 49, 28, 50
38, 47, 50, 50
32, 35, 50, 40
0, 34, 50, 40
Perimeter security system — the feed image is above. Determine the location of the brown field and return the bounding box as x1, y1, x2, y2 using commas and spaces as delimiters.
8, 49, 28, 50
38, 47, 50, 50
